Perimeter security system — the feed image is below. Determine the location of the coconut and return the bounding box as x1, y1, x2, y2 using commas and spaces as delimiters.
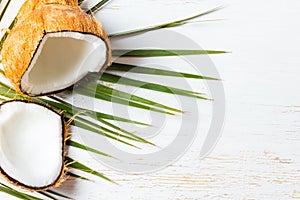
0, 100, 66, 191
1, 0, 111, 96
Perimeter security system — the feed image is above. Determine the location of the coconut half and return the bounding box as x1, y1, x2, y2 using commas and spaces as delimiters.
21, 31, 108, 95
1, 0, 111, 96
0, 101, 66, 191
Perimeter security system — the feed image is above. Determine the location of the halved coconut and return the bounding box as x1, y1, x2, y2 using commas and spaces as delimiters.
1, 0, 111, 96
0, 100, 66, 191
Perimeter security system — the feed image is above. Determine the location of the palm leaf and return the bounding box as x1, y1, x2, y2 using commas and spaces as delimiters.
99, 73, 210, 100
49, 96, 149, 126
67, 172, 90, 181
74, 110, 154, 145
74, 86, 176, 115
85, 0, 111, 15
60, 105, 150, 146
48, 97, 152, 143
0, 17, 16, 51
0, 82, 26, 100
79, 82, 182, 113
42, 98, 153, 145
0, 0, 11, 21
44, 98, 151, 141
0, 0, 15, 51
67, 140, 113, 158
112, 49, 227, 57
69, 116, 141, 148
78, 0, 85, 5
0, 183, 42, 200
46, 190, 73, 200
109, 6, 223, 37
66, 157, 114, 183
93, 117, 155, 146
37, 191, 59, 200
107, 62, 219, 80
162, 19, 224, 28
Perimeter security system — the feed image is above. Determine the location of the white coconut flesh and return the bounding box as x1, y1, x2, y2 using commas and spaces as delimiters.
0, 101, 64, 189
21, 31, 108, 96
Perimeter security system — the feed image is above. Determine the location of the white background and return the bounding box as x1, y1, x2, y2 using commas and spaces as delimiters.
1, 0, 300, 199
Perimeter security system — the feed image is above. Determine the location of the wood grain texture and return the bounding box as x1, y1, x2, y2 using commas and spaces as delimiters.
1, 0, 300, 199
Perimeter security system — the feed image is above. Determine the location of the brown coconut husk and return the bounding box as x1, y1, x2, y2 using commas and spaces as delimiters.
1, 0, 111, 96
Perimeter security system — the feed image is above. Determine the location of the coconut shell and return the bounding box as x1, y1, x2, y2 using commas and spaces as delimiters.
0, 100, 68, 191
16, 0, 79, 24
1, 0, 111, 96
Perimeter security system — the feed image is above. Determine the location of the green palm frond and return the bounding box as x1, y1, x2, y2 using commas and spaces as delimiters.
0, 183, 72, 200
85, 0, 111, 14
0, 17, 16, 51
67, 140, 113, 158
0, 0, 11, 21
48, 98, 151, 144
109, 6, 223, 37
81, 82, 183, 113
78, 0, 85, 5
37, 191, 59, 200
68, 116, 141, 148
45, 190, 73, 200
67, 172, 90, 181
66, 157, 114, 183
74, 85, 177, 115
107, 62, 219, 80
49, 96, 149, 126
0, 183, 42, 200
162, 18, 224, 27
43, 97, 153, 145
99, 73, 210, 100
112, 49, 227, 57
0, 0, 14, 51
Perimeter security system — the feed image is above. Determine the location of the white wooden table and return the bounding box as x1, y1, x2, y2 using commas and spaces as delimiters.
1, 0, 300, 199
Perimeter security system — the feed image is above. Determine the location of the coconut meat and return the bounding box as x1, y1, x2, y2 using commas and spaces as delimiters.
0, 101, 63, 188
21, 31, 108, 96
